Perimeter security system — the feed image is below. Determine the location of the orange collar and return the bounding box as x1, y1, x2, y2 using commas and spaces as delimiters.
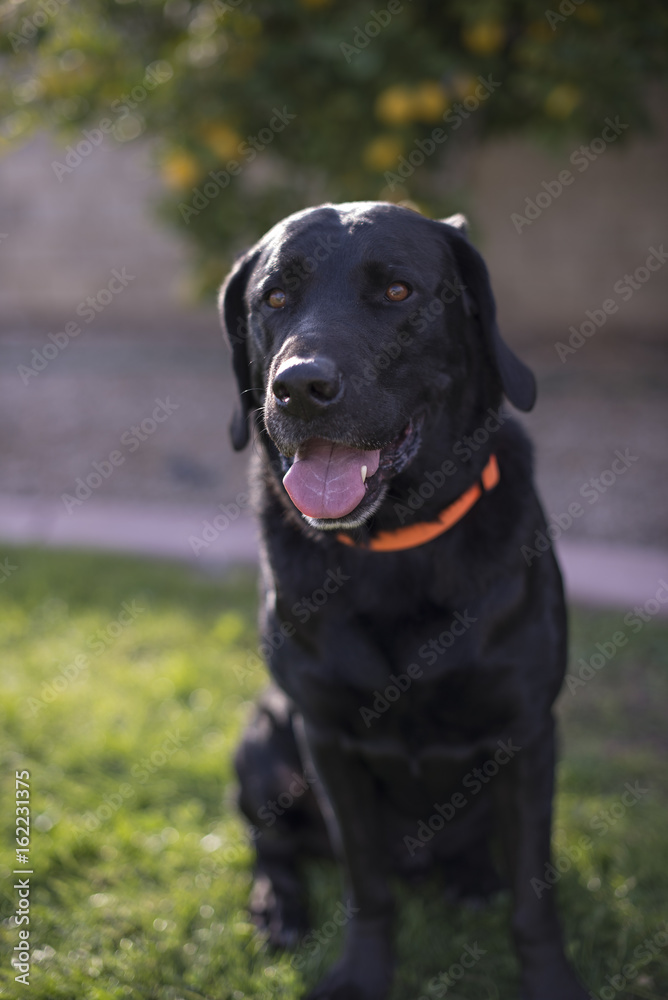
337, 454, 500, 553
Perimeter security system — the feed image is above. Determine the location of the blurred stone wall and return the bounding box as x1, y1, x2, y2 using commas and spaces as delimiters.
0, 95, 666, 337
0, 110, 666, 547
470, 98, 668, 339
0, 133, 191, 327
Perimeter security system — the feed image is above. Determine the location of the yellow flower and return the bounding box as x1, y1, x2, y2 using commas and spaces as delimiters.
363, 135, 404, 172
544, 84, 581, 119
375, 86, 415, 125
461, 21, 505, 55
201, 122, 242, 159
161, 151, 201, 189
411, 82, 449, 122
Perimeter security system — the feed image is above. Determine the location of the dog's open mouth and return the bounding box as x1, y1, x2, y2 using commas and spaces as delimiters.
282, 417, 422, 524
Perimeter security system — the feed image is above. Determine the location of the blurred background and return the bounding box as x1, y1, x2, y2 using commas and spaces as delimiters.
0, 0, 666, 581
1, 3, 668, 998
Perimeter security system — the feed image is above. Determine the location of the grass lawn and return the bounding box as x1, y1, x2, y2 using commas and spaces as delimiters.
1, 546, 667, 1000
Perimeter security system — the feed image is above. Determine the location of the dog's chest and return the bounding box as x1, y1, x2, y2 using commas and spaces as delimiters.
332, 679, 519, 817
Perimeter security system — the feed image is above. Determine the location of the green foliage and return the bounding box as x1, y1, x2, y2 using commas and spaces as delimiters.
1, 0, 667, 288
0, 547, 667, 997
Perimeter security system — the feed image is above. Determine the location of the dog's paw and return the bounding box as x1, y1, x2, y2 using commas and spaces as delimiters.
249, 873, 308, 949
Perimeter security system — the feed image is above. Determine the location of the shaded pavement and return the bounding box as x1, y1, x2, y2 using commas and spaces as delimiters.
1, 493, 666, 614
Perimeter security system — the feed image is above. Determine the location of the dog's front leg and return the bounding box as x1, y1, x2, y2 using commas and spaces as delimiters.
494, 714, 589, 1000
298, 719, 395, 1000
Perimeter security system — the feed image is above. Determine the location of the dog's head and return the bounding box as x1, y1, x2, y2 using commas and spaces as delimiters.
219, 201, 535, 531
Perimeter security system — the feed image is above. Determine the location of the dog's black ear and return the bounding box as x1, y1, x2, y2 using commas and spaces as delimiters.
440, 221, 536, 412
218, 249, 260, 451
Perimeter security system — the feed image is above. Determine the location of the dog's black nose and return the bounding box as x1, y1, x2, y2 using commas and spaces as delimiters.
272, 357, 343, 419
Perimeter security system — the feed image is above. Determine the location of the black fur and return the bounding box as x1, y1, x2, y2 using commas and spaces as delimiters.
219, 202, 588, 1000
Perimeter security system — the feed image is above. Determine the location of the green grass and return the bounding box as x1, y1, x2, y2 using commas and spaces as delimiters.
0, 546, 667, 1000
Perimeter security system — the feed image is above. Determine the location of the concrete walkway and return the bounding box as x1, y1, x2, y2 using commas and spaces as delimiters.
1, 494, 666, 614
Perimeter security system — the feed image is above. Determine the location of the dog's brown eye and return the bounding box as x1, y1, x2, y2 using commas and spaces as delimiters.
386, 282, 410, 302
267, 288, 287, 309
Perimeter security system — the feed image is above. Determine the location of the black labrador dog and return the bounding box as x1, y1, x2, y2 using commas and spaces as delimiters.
219, 202, 588, 1000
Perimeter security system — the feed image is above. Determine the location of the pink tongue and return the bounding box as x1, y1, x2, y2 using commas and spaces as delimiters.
283, 439, 381, 519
